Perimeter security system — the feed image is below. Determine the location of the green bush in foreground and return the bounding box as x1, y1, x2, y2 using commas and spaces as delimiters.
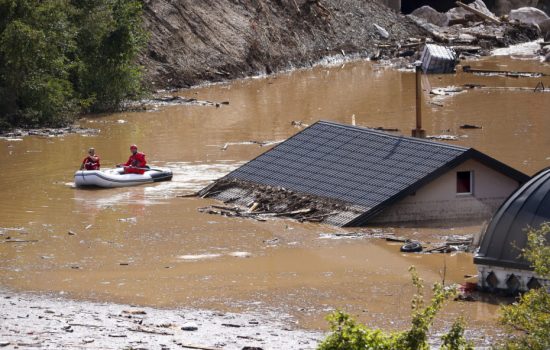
0, 0, 147, 130
318, 266, 473, 350
498, 223, 550, 350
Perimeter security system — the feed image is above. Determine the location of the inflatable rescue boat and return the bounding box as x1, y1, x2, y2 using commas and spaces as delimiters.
74, 167, 172, 188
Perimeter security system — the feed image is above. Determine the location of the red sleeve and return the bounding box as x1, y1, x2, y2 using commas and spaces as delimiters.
136, 153, 146, 167
124, 156, 132, 166
82, 157, 88, 165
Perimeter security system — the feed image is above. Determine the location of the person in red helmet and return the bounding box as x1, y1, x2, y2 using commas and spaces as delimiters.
80, 147, 100, 170
117, 144, 147, 174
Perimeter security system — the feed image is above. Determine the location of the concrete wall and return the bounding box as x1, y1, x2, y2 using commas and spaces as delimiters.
370, 158, 521, 224
477, 264, 549, 293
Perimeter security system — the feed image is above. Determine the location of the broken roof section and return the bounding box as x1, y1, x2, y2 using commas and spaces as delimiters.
204, 121, 528, 226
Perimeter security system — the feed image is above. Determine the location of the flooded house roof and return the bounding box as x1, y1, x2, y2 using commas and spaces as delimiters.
474, 167, 550, 270
212, 121, 528, 226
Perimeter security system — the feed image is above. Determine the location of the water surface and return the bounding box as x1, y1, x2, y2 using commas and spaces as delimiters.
1, 56, 549, 339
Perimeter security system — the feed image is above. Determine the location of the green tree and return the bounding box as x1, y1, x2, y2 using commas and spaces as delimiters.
0, 0, 146, 130
499, 223, 550, 350
318, 266, 473, 350
71, 0, 147, 112
0, 0, 76, 128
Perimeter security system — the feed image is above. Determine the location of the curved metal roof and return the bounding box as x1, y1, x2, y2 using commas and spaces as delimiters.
474, 167, 550, 270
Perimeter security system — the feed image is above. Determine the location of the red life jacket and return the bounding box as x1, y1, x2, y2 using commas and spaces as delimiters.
82, 155, 100, 170
123, 152, 146, 174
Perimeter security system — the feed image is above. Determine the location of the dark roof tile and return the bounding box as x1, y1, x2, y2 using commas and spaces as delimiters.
222, 121, 528, 226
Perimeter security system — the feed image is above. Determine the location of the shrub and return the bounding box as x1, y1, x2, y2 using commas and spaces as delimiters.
318, 266, 473, 350
498, 223, 550, 350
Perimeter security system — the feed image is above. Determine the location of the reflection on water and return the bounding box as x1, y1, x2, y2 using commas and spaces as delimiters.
0, 56, 549, 338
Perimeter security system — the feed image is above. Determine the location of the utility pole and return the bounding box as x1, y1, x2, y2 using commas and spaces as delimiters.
412, 65, 426, 138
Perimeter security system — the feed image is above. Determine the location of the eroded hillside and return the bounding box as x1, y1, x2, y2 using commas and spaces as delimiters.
140, 0, 423, 88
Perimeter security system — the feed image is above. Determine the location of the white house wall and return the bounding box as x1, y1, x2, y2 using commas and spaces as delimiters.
370, 159, 521, 224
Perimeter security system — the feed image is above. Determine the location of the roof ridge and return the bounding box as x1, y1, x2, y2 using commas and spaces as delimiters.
317, 120, 470, 152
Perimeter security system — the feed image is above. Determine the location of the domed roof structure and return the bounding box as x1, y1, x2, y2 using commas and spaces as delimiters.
474, 167, 550, 270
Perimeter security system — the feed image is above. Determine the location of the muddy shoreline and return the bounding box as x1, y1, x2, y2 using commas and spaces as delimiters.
0, 288, 323, 349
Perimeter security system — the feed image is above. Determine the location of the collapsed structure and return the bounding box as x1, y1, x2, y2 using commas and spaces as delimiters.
474, 167, 550, 293
200, 121, 528, 226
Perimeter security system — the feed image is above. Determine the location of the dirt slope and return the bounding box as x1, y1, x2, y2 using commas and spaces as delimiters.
140, 0, 423, 89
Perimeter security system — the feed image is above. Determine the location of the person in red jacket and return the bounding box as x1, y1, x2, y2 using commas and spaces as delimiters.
118, 144, 147, 174
80, 147, 100, 170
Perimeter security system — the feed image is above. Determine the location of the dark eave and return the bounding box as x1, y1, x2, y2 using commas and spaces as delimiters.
345, 149, 529, 227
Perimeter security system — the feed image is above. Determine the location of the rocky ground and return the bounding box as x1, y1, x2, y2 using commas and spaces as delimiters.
0, 289, 323, 350
140, 0, 425, 89
140, 0, 547, 90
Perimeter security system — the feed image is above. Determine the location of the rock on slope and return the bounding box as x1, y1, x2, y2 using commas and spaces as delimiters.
140, 0, 423, 89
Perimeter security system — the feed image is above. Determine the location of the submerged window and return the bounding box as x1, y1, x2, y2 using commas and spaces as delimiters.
456, 171, 472, 194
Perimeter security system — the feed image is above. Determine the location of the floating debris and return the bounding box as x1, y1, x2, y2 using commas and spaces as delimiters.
118, 217, 137, 224
430, 86, 465, 96
372, 126, 399, 132
125, 95, 230, 111
463, 65, 548, 78
229, 251, 252, 258
464, 83, 550, 92
291, 120, 309, 128
420, 44, 457, 74
460, 124, 482, 129
0, 126, 99, 139
177, 254, 221, 261
198, 203, 326, 223
400, 241, 423, 253
426, 134, 459, 141
221, 140, 285, 151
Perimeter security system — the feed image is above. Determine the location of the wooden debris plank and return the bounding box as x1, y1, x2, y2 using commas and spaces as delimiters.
177, 193, 197, 198
178, 344, 220, 350
407, 16, 449, 42
455, 1, 500, 24
274, 208, 312, 216
463, 66, 547, 77
302, 212, 339, 220
211, 205, 241, 212
3, 239, 39, 243
385, 237, 408, 243
127, 326, 174, 335
425, 245, 449, 253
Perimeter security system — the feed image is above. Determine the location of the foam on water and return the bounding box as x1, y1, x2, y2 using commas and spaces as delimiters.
143, 161, 243, 198
228, 251, 252, 258
71, 161, 243, 208
492, 39, 543, 57
177, 254, 222, 260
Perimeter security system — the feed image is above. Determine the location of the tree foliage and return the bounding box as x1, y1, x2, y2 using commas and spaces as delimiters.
318, 266, 473, 350
0, 0, 147, 130
499, 223, 550, 350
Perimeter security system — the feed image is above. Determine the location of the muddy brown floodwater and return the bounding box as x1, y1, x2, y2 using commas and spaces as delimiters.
1, 52, 549, 346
